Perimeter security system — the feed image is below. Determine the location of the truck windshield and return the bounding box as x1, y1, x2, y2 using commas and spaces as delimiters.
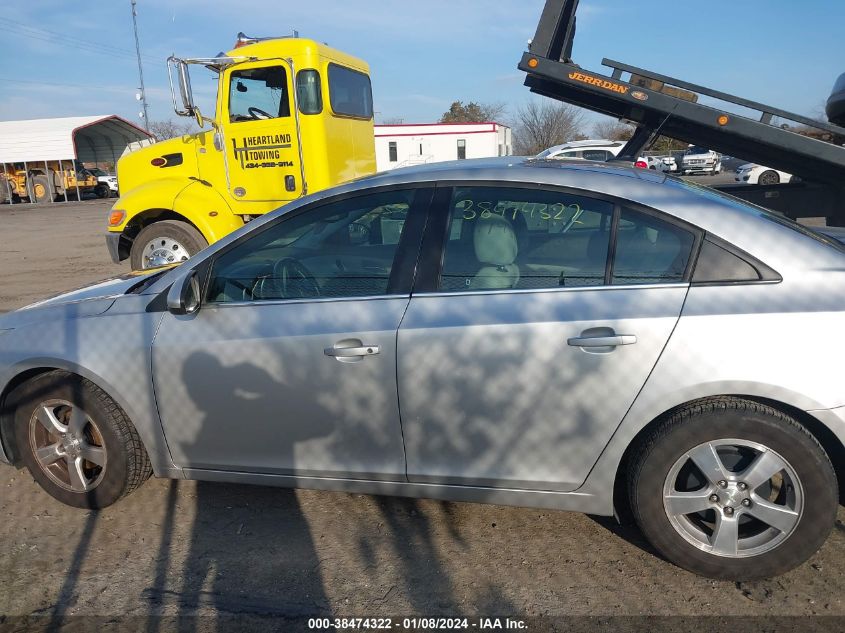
229, 66, 290, 122
688, 147, 709, 154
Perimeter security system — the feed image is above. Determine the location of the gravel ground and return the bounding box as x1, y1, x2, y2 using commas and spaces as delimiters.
1, 200, 844, 631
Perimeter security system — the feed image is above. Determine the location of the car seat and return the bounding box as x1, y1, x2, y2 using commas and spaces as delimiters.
471, 215, 520, 290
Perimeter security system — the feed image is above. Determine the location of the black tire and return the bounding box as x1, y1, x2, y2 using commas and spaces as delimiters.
129, 219, 208, 270
629, 397, 837, 580
758, 170, 780, 186
94, 183, 110, 199
12, 371, 152, 509
31, 175, 52, 203
0, 178, 10, 204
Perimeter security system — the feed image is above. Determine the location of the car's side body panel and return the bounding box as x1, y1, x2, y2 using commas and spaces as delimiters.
151, 297, 411, 481
0, 295, 178, 476
397, 285, 689, 491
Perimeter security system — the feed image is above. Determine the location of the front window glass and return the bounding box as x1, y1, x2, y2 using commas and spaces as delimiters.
327, 64, 373, 119
439, 187, 613, 292
228, 66, 290, 122
208, 190, 415, 302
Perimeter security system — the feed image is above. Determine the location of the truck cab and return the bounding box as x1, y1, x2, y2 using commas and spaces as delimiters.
108, 34, 376, 269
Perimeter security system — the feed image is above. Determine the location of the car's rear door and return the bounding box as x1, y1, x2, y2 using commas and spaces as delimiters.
397, 184, 698, 492
151, 186, 431, 480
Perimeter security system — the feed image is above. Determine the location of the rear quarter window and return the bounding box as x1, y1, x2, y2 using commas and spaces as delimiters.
327, 64, 373, 119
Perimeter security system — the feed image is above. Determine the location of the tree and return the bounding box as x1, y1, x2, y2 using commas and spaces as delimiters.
148, 119, 196, 141
440, 101, 507, 123
512, 100, 585, 155
592, 119, 634, 141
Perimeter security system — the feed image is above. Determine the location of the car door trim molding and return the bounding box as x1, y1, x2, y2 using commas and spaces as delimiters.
411, 282, 689, 299
204, 293, 410, 309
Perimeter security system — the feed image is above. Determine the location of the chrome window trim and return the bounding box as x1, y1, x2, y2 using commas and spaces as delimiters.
412, 282, 690, 299
204, 293, 409, 309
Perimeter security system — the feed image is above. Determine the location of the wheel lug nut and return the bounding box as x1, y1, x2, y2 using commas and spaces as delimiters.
709, 494, 719, 502
737, 482, 748, 491
718, 480, 728, 488
741, 499, 752, 507
724, 506, 734, 516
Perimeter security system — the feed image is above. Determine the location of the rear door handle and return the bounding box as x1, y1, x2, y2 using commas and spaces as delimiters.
324, 345, 380, 358
567, 335, 637, 347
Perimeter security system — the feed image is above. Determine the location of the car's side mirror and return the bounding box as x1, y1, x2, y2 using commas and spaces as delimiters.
167, 269, 202, 315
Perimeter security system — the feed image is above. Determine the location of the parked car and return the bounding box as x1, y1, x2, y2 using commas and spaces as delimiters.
86, 168, 118, 198
1, 158, 844, 581
735, 164, 793, 185
681, 146, 722, 175
636, 155, 678, 173
537, 139, 625, 161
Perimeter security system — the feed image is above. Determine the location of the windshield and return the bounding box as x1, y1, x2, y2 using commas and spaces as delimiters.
88, 168, 106, 176
536, 148, 554, 159
687, 147, 710, 155
666, 177, 845, 253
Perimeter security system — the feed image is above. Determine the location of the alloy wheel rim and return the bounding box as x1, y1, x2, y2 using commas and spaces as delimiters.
28, 399, 107, 493
662, 438, 803, 558
142, 237, 190, 269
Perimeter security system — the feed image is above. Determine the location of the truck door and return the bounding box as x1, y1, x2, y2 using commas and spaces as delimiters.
223, 62, 304, 203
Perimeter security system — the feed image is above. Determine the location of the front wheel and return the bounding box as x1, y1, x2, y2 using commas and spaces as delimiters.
94, 183, 111, 199
13, 371, 152, 509
629, 397, 837, 580
130, 220, 208, 270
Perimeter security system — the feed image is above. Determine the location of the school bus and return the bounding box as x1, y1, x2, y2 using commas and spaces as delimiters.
107, 33, 376, 269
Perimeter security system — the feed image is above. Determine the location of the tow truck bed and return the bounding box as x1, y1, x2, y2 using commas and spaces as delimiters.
519, 0, 845, 225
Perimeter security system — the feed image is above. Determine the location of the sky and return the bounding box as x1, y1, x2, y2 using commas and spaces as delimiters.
0, 1, 842, 132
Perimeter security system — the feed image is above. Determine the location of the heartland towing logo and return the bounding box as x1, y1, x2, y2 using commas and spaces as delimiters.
232, 134, 295, 169
568, 71, 629, 95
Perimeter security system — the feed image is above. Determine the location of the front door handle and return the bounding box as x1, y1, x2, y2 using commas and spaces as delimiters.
567, 335, 637, 347
324, 345, 380, 357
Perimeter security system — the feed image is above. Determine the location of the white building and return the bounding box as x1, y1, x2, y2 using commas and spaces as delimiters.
375, 122, 512, 172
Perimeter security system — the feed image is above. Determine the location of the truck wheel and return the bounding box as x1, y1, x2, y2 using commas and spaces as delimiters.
758, 170, 780, 186
130, 220, 208, 270
12, 371, 152, 509
31, 175, 53, 203
629, 397, 837, 580
0, 179, 10, 204
94, 183, 110, 199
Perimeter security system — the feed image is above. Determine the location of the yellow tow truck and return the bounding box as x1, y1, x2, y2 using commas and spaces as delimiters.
107, 32, 376, 269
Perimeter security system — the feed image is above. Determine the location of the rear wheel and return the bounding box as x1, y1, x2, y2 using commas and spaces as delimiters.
12, 371, 152, 509
758, 170, 780, 185
629, 397, 837, 580
129, 219, 208, 270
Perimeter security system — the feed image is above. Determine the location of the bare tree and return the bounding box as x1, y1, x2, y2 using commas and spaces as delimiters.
440, 101, 507, 123
512, 100, 585, 155
380, 117, 405, 125
592, 119, 634, 141
148, 119, 196, 141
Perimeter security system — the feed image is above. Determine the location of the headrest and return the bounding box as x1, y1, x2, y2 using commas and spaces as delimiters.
474, 215, 518, 266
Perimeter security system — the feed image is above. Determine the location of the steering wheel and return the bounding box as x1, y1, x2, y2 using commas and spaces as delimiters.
248, 106, 273, 120
271, 258, 321, 299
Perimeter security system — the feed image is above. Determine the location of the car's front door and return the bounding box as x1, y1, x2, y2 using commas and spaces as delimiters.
152, 187, 430, 480
398, 185, 698, 491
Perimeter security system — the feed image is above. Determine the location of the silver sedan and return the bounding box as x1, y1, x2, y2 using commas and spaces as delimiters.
1, 158, 843, 580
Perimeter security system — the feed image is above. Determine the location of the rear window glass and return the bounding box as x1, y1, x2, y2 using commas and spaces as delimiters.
328, 64, 373, 119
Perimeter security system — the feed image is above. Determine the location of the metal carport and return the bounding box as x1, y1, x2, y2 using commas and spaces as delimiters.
0, 115, 153, 204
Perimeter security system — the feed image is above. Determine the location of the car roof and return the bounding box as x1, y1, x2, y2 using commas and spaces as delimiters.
542, 139, 624, 153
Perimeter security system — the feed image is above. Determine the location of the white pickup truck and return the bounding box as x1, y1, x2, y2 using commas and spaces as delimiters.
681, 146, 722, 175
